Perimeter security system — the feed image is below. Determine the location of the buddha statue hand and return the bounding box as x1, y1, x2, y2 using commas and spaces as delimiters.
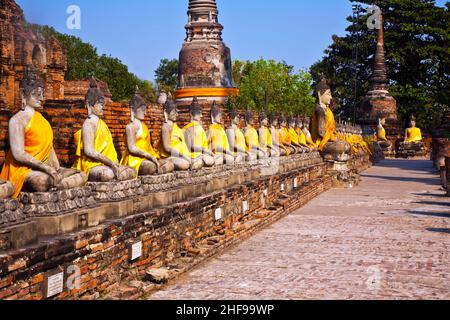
0, 180, 15, 199
44, 165, 63, 186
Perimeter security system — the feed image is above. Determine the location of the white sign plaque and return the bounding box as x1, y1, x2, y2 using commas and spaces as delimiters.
242, 201, 249, 213
294, 178, 298, 188
130, 241, 142, 261
263, 189, 268, 197
214, 208, 222, 221
281, 184, 285, 192
47, 272, 64, 298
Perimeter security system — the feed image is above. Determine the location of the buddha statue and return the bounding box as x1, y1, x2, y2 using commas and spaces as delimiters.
226, 109, 249, 163
73, 78, 136, 182
301, 117, 316, 149
159, 99, 204, 171
244, 110, 267, 160
269, 113, 287, 157
0, 65, 88, 198
404, 116, 423, 144
295, 117, 307, 146
258, 113, 279, 158
0, 180, 15, 200
278, 115, 297, 155
311, 77, 351, 161
288, 116, 308, 153
121, 88, 175, 176
375, 117, 392, 150
183, 97, 215, 167
207, 102, 235, 165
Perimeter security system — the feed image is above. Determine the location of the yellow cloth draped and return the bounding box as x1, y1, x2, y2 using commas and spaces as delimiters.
289, 128, 300, 145
280, 127, 292, 145
296, 129, 307, 145
1, 111, 53, 198
245, 127, 260, 152
73, 118, 118, 175
260, 127, 273, 151
159, 123, 200, 159
311, 106, 336, 151
184, 121, 209, 150
208, 123, 230, 154
376, 126, 387, 141
405, 127, 422, 143
120, 121, 159, 174
232, 128, 247, 155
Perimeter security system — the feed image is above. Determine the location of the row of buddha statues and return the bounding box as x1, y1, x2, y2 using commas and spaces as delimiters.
0, 67, 365, 201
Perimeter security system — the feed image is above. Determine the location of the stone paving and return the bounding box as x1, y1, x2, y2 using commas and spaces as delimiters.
149, 160, 450, 300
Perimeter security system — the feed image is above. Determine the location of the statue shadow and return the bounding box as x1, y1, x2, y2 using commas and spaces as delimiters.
362, 174, 441, 186
426, 228, 450, 235
408, 210, 450, 219
373, 159, 435, 173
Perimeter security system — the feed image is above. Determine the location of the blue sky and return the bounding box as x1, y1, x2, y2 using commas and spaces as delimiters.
16, 0, 448, 81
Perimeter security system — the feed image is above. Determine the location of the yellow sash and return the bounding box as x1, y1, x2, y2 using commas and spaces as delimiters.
376, 127, 387, 141
232, 127, 247, 155
289, 128, 299, 145
281, 127, 292, 145
1, 111, 53, 198
184, 121, 209, 150
209, 123, 230, 154
296, 129, 307, 145
405, 127, 422, 143
120, 121, 159, 174
260, 127, 273, 151
311, 106, 336, 151
159, 123, 199, 159
72, 118, 118, 175
245, 126, 260, 152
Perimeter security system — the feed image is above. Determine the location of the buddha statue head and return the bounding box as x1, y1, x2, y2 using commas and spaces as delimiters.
157, 91, 168, 106
303, 116, 310, 130
190, 97, 202, 122
259, 112, 269, 127
288, 116, 296, 129
296, 117, 303, 129
163, 99, 178, 122
378, 116, 386, 127
130, 86, 147, 121
409, 116, 417, 128
279, 115, 287, 128
269, 113, 278, 127
211, 101, 222, 124
245, 110, 253, 126
316, 76, 332, 107
20, 64, 44, 111
230, 109, 241, 126
85, 77, 105, 118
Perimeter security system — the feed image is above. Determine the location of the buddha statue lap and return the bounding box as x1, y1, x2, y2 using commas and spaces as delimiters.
72, 78, 136, 182
311, 77, 351, 162
226, 110, 249, 163
207, 102, 235, 165
183, 97, 215, 167
244, 111, 268, 160
258, 113, 279, 158
121, 89, 175, 176
0, 65, 88, 199
398, 116, 426, 158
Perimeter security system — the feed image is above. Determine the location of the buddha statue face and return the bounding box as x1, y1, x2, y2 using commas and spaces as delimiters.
296, 118, 303, 129
168, 108, 178, 122
232, 115, 240, 126
318, 89, 332, 106
132, 104, 146, 121
280, 118, 287, 128
20, 65, 45, 111
271, 118, 279, 127
23, 86, 44, 111
260, 116, 269, 127
85, 78, 105, 118
213, 111, 222, 124
378, 117, 386, 126
288, 118, 296, 128
410, 119, 416, 128
88, 98, 105, 118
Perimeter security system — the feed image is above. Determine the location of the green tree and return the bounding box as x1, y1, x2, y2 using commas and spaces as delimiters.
310, 0, 449, 131
155, 58, 179, 94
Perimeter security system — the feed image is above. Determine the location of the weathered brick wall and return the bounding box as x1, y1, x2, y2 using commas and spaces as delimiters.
0, 163, 331, 300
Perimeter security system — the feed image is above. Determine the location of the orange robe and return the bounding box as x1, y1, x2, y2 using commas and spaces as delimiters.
245, 126, 260, 152
1, 111, 53, 198
311, 106, 336, 151
208, 123, 230, 154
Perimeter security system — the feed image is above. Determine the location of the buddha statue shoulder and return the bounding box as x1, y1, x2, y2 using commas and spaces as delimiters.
310, 76, 351, 161
244, 110, 267, 160
159, 97, 203, 171
258, 113, 279, 158
121, 88, 174, 176
404, 116, 423, 144
207, 101, 235, 165
183, 97, 215, 167
72, 78, 136, 182
226, 109, 248, 163
0, 65, 88, 198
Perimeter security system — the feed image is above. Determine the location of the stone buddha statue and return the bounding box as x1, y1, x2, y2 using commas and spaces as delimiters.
0, 65, 88, 198
301, 116, 316, 149
375, 117, 392, 150
159, 99, 204, 171
295, 117, 307, 146
73, 78, 136, 182
404, 116, 423, 144
278, 115, 297, 155
288, 116, 308, 153
226, 109, 248, 163
311, 77, 351, 161
269, 113, 287, 157
121, 88, 175, 176
258, 113, 279, 158
244, 110, 267, 160
208, 102, 235, 165
183, 97, 215, 167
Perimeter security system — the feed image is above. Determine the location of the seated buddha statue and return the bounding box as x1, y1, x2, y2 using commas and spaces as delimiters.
269, 114, 288, 157
244, 111, 267, 160
375, 117, 392, 150
404, 116, 423, 144
226, 109, 249, 163
295, 117, 307, 146
183, 97, 215, 167
278, 115, 297, 155
159, 99, 204, 171
258, 113, 279, 158
73, 78, 136, 182
121, 88, 175, 176
208, 102, 235, 165
288, 117, 309, 153
301, 117, 316, 149
0, 180, 15, 200
0, 65, 87, 198
311, 76, 351, 161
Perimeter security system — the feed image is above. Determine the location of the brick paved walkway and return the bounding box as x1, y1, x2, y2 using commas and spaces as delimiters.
149, 160, 450, 300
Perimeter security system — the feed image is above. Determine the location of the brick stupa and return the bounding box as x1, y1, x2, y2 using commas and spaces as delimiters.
175, 0, 238, 103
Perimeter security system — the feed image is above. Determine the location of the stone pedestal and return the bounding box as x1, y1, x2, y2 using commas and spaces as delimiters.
0, 198, 25, 227
326, 159, 359, 189
397, 142, 427, 159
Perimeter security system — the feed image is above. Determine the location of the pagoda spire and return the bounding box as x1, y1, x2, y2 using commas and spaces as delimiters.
368, 13, 388, 92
